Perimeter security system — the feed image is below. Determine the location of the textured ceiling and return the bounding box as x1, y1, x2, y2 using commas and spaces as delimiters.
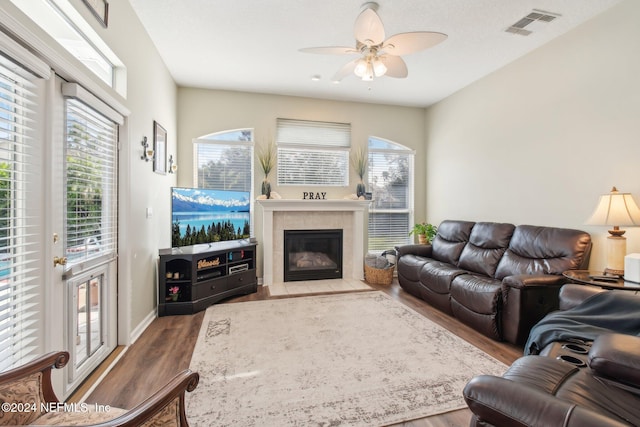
129, 0, 622, 107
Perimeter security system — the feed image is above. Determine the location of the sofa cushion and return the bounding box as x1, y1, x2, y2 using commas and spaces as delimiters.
431, 220, 475, 264
502, 355, 578, 394
465, 355, 639, 427
458, 222, 515, 277
495, 225, 591, 280
396, 254, 432, 282
419, 261, 467, 294
0, 372, 46, 425
33, 406, 128, 425
451, 274, 502, 314
451, 274, 503, 339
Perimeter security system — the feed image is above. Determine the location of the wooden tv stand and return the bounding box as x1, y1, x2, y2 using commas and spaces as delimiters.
157, 240, 257, 316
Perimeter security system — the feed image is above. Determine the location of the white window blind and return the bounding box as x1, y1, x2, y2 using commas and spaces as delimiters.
194, 129, 253, 191
64, 98, 118, 266
0, 55, 43, 372
367, 137, 414, 252
276, 119, 350, 186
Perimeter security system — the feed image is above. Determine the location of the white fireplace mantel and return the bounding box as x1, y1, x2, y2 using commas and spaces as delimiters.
257, 199, 371, 286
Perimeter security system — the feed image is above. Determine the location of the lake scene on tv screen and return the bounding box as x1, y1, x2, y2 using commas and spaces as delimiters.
172, 187, 250, 247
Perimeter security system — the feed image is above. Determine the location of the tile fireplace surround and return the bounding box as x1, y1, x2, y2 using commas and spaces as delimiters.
257, 199, 370, 286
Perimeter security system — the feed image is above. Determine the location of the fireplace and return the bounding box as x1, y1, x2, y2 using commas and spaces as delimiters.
284, 229, 343, 282
256, 199, 370, 285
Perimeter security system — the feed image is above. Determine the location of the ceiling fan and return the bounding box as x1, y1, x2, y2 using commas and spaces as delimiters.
300, 2, 447, 82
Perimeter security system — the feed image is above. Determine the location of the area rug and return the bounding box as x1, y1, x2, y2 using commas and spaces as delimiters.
186, 292, 507, 426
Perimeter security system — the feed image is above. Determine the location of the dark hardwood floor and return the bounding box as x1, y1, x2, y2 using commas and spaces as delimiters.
80, 280, 522, 426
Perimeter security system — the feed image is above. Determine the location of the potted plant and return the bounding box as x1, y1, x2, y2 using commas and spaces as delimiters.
410, 222, 438, 244
257, 139, 276, 198
168, 286, 180, 302
351, 146, 367, 197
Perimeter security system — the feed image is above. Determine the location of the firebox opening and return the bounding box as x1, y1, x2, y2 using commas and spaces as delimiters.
284, 229, 343, 282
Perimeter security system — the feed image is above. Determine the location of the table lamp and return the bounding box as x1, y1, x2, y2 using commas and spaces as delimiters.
586, 186, 640, 276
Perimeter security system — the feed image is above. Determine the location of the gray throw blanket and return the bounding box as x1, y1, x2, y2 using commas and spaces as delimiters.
525, 290, 640, 355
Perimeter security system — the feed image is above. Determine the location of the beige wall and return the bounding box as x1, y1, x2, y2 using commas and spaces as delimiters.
69, 0, 178, 339
425, 0, 640, 271
176, 89, 426, 277
101, 0, 178, 337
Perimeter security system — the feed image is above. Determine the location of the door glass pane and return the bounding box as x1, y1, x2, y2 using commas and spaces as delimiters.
74, 275, 102, 368
88, 277, 101, 354
64, 99, 117, 265
75, 281, 87, 367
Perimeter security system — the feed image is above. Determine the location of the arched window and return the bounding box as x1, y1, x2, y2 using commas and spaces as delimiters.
367, 137, 415, 252
193, 129, 254, 191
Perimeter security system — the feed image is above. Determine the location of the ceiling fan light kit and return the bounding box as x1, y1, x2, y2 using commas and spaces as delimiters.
300, 2, 447, 82
354, 55, 387, 80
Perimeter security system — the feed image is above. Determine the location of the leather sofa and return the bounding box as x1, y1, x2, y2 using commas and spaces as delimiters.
463, 285, 640, 427
396, 220, 592, 344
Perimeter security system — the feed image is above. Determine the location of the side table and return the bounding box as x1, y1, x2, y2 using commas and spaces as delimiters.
563, 270, 640, 290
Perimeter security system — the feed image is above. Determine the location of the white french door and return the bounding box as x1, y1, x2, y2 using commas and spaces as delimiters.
0, 10, 123, 399
49, 76, 119, 396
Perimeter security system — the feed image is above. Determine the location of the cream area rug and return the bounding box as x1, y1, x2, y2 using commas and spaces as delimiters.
186, 292, 507, 427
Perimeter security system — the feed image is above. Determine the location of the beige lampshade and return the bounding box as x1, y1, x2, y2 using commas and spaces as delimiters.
586, 187, 640, 227
586, 187, 640, 275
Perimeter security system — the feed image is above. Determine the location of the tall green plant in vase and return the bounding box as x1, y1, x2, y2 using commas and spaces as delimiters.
257, 139, 275, 199
351, 147, 367, 198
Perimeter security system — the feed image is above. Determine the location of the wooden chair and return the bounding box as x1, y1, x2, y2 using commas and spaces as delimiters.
0, 351, 199, 426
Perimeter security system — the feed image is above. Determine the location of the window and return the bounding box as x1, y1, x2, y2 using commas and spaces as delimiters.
11, 0, 125, 93
276, 119, 350, 186
193, 129, 253, 191
367, 137, 414, 252
0, 54, 45, 371
64, 96, 118, 266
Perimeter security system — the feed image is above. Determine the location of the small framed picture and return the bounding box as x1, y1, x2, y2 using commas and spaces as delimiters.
153, 121, 167, 175
82, 0, 109, 28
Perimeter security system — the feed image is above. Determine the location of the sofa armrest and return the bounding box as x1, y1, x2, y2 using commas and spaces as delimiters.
502, 274, 566, 289
0, 351, 69, 403
88, 370, 200, 427
589, 333, 640, 389
559, 283, 606, 310
464, 375, 629, 427
0, 351, 68, 425
501, 275, 566, 345
395, 243, 432, 259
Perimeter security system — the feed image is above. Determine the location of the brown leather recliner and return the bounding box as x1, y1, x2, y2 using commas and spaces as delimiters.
396, 220, 592, 344
463, 285, 640, 427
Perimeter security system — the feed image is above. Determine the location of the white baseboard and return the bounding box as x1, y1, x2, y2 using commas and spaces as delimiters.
129, 308, 156, 344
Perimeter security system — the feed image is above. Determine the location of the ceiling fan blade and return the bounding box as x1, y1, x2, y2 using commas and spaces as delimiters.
354, 7, 385, 46
299, 46, 359, 55
380, 55, 408, 78
332, 59, 359, 81
382, 32, 447, 56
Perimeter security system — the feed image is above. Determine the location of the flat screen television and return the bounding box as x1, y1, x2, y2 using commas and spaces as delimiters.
171, 187, 251, 247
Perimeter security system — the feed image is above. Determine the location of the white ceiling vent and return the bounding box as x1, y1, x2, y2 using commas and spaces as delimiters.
506, 9, 561, 36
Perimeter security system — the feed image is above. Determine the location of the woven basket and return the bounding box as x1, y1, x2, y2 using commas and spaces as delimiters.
364, 264, 394, 285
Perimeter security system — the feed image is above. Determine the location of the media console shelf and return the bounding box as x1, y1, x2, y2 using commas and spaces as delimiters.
158, 239, 257, 316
